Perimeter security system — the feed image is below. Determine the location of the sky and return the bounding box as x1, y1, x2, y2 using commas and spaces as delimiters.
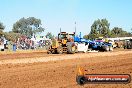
0, 0, 132, 36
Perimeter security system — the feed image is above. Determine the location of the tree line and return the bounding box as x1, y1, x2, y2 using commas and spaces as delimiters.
0, 17, 132, 42
84, 19, 132, 39
0, 17, 45, 41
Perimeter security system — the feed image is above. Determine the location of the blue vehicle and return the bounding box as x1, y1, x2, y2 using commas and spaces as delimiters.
74, 32, 91, 52
74, 32, 91, 44
74, 32, 113, 52
89, 39, 113, 51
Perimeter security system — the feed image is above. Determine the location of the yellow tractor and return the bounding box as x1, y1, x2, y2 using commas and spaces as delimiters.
47, 32, 77, 54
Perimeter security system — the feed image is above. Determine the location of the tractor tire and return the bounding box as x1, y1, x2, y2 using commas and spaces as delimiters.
52, 49, 56, 54
127, 43, 131, 49
109, 46, 113, 51
67, 46, 76, 54
47, 50, 52, 54
47, 49, 56, 54
76, 76, 86, 85
106, 46, 109, 51
1, 49, 4, 51
57, 47, 63, 54
124, 46, 126, 49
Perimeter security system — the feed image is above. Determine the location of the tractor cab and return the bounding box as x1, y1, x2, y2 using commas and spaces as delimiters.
58, 32, 75, 45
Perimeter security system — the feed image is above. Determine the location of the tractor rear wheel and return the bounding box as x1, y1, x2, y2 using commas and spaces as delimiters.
47, 50, 52, 54
67, 46, 76, 54
57, 47, 63, 54
109, 46, 113, 51
106, 46, 109, 51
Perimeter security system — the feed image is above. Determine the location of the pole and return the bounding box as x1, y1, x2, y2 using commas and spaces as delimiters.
60, 28, 61, 33
60, 28, 61, 39
75, 22, 76, 35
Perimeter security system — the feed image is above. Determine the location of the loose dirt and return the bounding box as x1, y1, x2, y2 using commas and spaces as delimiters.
0, 50, 132, 88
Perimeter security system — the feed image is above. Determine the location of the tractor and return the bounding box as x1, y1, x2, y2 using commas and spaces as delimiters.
47, 32, 77, 54
124, 39, 132, 49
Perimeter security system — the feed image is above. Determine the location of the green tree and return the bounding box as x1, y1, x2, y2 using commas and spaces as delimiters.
111, 27, 122, 35
12, 17, 45, 38
111, 27, 132, 37
83, 35, 89, 39
4, 31, 22, 42
0, 22, 5, 36
100, 19, 110, 37
46, 32, 54, 39
90, 20, 99, 35
89, 18, 110, 39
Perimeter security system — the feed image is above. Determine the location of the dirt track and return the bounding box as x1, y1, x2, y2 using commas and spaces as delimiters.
0, 50, 132, 88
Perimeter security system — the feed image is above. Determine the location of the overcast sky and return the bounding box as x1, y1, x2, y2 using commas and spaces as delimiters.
0, 0, 132, 36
